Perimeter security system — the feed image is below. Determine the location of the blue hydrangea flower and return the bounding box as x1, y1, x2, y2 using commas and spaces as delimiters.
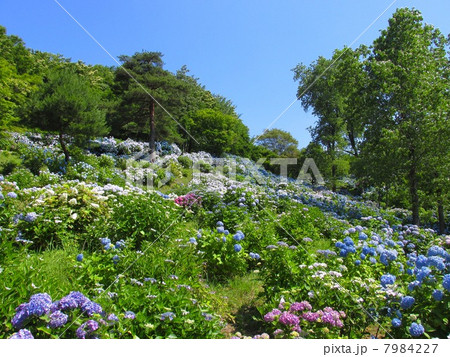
9, 329, 34, 339
112, 255, 120, 264
100, 237, 111, 246
358, 232, 368, 240
217, 226, 225, 234
48, 311, 68, 329
415, 255, 428, 269
160, 312, 175, 321
124, 311, 136, 319
343, 237, 354, 246
432, 289, 444, 301
216, 221, 224, 227
408, 280, 421, 292
427, 256, 445, 271
427, 246, 445, 257
400, 296, 415, 309
233, 231, 245, 241
188, 237, 197, 244
24, 212, 38, 223
234, 244, 242, 253
409, 323, 424, 337
76, 253, 84, 262
391, 318, 402, 328
355, 260, 361, 266
416, 267, 431, 282
7, 192, 18, 199
443, 274, 450, 292
380, 274, 396, 288
115, 240, 126, 249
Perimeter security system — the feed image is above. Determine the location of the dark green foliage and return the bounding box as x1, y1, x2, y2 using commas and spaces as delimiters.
27, 66, 109, 161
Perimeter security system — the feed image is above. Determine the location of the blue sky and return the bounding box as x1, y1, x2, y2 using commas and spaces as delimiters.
1, 0, 449, 148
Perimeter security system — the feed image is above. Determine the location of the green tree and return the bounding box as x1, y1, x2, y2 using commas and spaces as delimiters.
28, 66, 108, 161
255, 128, 299, 156
188, 108, 250, 156
114, 51, 186, 160
0, 26, 39, 131
363, 8, 449, 225
293, 47, 367, 190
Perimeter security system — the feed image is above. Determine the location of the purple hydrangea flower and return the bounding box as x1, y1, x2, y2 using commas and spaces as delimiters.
202, 312, 213, 321
302, 312, 320, 322
279, 312, 299, 326
67, 291, 89, 307
76, 320, 99, 339
9, 329, 34, 339
28, 293, 52, 316
48, 311, 68, 329
289, 301, 312, 312
263, 308, 281, 322
11, 303, 30, 329
321, 308, 344, 328
107, 313, 119, 321
81, 301, 103, 316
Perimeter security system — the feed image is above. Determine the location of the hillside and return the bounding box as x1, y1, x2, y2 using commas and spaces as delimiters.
0, 131, 449, 339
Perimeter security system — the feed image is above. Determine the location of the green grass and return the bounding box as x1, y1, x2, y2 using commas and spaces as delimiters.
213, 272, 265, 337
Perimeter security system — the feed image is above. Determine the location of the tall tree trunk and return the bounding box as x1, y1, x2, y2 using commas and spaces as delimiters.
437, 193, 445, 234
347, 128, 359, 157
149, 100, 156, 162
331, 163, 337, 192
409, 162, 420, 226
59, 131, 70, 163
